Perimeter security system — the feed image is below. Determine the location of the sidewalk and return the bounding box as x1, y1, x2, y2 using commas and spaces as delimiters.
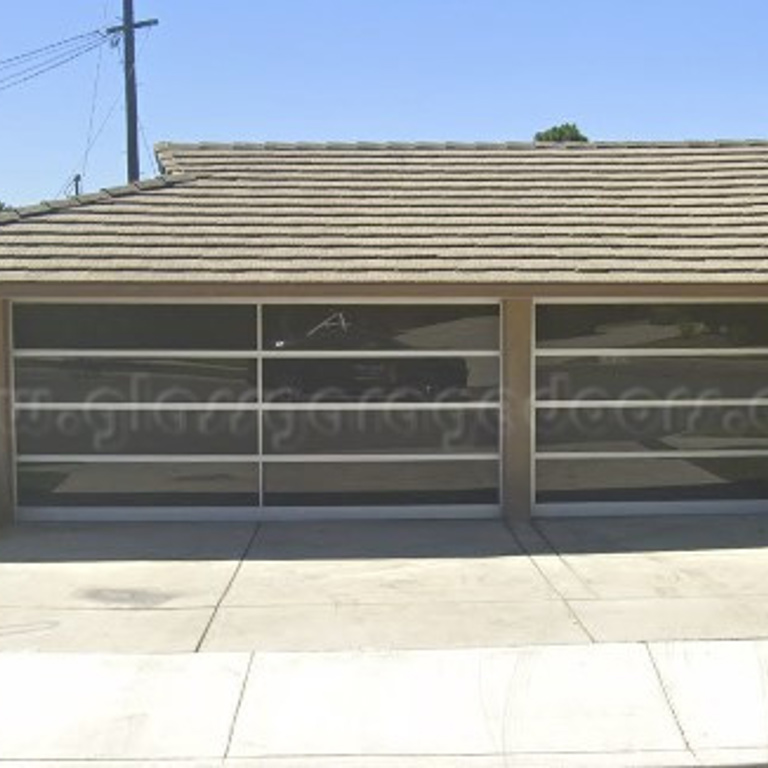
1, 641, 767, 765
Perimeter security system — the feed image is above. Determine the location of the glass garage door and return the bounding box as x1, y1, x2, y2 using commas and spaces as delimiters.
12, 302, 500, 520
535, 302, 768, 515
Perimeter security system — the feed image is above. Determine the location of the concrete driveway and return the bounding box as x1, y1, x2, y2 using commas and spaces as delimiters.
2, 514, 768, 652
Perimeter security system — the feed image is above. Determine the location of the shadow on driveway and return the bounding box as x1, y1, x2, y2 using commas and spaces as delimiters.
1, 513, 768, 564
536, 512, 768, 555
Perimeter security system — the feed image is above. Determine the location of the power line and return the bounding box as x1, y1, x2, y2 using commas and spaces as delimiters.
138, 117, 157, 176
55, 17, 156, 198
78, 94, 123, 182
55, 92, 122, 198
61, 1, 113, 198
0, 36, 110, 93
81, 18, 108, 184
0, 29, 104, 70
0, 37, 105, 86
11, 5, 161, 196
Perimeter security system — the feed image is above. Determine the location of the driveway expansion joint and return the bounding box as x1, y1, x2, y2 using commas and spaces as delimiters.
195, 523, 263, 653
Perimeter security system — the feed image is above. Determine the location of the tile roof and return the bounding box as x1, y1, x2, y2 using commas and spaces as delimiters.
2, 140, 768, 284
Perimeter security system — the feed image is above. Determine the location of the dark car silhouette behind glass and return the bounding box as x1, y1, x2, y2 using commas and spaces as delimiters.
266, 310, 469, 402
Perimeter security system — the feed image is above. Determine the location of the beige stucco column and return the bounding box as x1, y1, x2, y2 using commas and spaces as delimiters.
0, 300, 14, 524
500, 298, 533, 525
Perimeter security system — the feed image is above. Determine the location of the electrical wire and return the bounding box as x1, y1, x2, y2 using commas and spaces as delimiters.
0, 33, 108, 87
50, 10, 157, 197
0, 36, 108, 87
55, 92, 122, 198
53, 24, 127, 198
0, 38, 104, 88
0, 29, 104, 70
80, 9, 108, 185
0, 35, 111, 93
138, 117, 158, 176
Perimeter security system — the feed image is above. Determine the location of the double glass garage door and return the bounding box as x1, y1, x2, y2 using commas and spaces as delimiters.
13, 303, 500, 518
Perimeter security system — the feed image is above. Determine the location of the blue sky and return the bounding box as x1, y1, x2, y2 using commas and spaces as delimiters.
1, 0, 767, 205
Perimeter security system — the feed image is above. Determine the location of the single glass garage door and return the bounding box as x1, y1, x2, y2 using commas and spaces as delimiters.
535, 302, 768, 515
12, 302, 500, 520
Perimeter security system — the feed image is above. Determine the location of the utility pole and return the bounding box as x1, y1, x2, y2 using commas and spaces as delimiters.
107, 1, 158, 183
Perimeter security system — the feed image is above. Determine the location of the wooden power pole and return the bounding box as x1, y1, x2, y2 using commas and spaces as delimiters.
108, 1, 158, 183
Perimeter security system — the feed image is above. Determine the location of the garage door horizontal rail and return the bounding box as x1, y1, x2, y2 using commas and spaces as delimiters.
536, 347, 768, 357
13, 401, 501, 411
537, 449, 768, 459
536, 399, 768, 408
13, 349, 498, 359
16, 452, 500, 463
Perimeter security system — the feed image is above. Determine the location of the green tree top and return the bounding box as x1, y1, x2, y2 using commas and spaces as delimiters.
534, 123, 588, 142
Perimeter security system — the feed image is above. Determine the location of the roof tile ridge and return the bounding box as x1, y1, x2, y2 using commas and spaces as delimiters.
0, 173, 198, 225
154, 141, 189, 175
152, 138, 768, 154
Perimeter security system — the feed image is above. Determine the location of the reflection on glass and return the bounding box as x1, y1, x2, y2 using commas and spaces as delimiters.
537, 406, 768, 453
264, 409, 498, 454
13, 305, 258, 350
264, 357, 499, 402
16, 409, 259, 455
264, 305, 499, 351
264, 460, 499, 505
537, 304, 768, 349
18, 462, 259, 506
15, 358, 259, 404
537, 356, 768, 401
537, 457, 768, 502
